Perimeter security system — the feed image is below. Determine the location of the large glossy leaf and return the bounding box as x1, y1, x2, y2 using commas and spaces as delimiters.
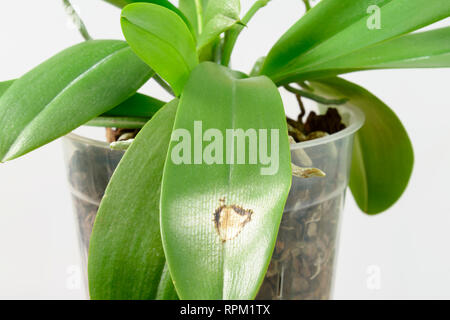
308, 77, 414, 214
262, 0, 450, 84
103, 93, 165, 118
121, 3, 198, 96
0, 40, 152, 162
160, 62, 292, 299
197, 0, 241, 51
275, 26, 450, 81
88, 100, 178, 300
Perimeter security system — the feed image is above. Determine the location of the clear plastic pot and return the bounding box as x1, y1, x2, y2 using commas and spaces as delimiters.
62, 105, 364, 300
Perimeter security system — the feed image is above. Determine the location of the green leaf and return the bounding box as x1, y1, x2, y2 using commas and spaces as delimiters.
203, 0, 240, 24
178, 0, 240, 57
103, 0, 136, 7
308, 77, 414, 214
221, 0, 271, 66
312, 26, 450, 72
121, 3, 198, 96
197, 0, 241, 51
105, 0, 179, 12
276, 26, 450, 81
1, 80, 164, 120
0, 40, 152, 162
198, 14, 239, 51
160, 62, 292, 299
88, 100, 178, 300
262, 0, 450, 84
156, 262, 179, 300
0, 80, 14, 96
103, 93, 166, 118
104, 0, 194, 36
179, 0, 209, 37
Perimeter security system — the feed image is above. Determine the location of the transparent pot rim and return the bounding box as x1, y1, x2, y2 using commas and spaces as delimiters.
65, 104, 365, 150
290, 104, 365, 150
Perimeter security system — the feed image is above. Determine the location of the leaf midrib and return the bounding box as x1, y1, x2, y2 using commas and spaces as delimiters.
220, 78, 238, 300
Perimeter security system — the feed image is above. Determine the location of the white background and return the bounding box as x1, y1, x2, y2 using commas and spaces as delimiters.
0, 0, 449, 299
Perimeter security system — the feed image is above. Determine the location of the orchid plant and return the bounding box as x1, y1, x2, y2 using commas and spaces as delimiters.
1, 0, 449, 299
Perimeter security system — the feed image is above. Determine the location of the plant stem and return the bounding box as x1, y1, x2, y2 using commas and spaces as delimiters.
284, 85, 348, 105
86, 116, 149, 129
296, 94, 306, 120
195, 0, 203, 34
221, 0, 271, 66
153, 74, 175, 97
302, 0, 312, 11
62, 0, 92, 41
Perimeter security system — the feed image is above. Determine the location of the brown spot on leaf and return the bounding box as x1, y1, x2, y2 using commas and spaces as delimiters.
214, 198, 253, 242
